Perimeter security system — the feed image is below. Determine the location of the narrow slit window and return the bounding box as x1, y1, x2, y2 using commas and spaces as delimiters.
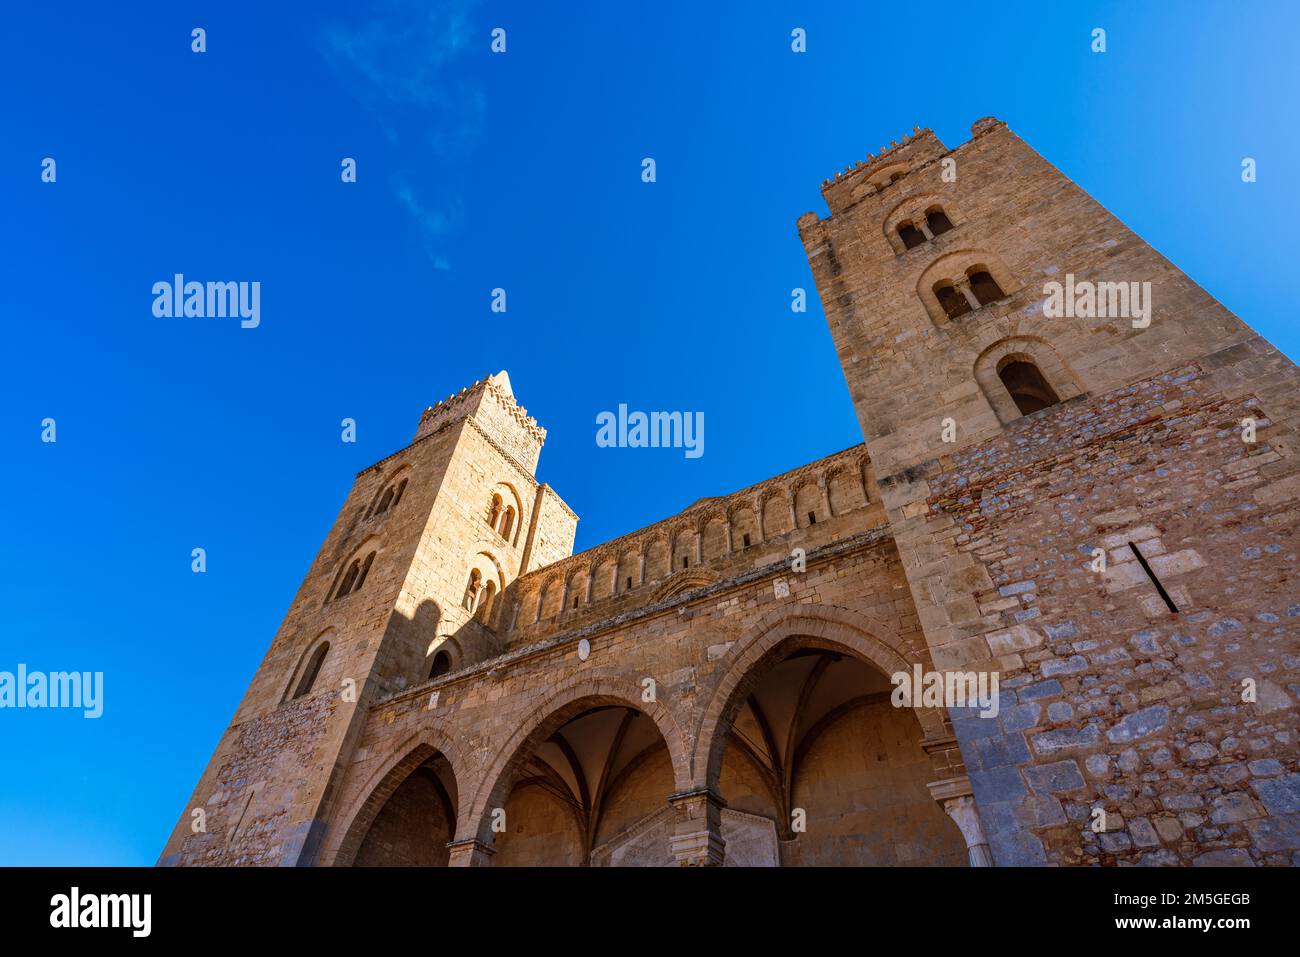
808, 511, 817, 525
626, 576, 633, 590
1129, 541, 1179, 613
742, 533, 751, 548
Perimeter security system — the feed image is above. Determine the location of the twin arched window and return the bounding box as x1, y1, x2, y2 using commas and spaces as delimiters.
933, 267, 1005, 320
487, 492, 517, 541
464, 567, 498, 625
369, 478, 407, 519
897, 207, 954, 250
333, 551, 375, 601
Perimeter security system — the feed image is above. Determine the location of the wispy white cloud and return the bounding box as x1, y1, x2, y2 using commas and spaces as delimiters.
394, 183, 456, 271
319, 0, 484, 268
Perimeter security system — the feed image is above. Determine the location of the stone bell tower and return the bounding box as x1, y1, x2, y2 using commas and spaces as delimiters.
799, 118, 1300, 866
159, 371, 577, 866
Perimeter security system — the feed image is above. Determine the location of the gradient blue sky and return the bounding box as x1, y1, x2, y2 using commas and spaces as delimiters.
2, 1, 1296, 865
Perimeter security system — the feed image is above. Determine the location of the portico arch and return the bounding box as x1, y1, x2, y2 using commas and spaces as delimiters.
695, 604, 946, 787
323, 725, 470, 867
463, 674, 692, 861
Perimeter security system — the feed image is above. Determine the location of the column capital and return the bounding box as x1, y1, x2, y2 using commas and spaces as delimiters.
954, 277, 981, 311
927, 779, 993, 867
668, 788, 727, 866
446, 838, 496, 867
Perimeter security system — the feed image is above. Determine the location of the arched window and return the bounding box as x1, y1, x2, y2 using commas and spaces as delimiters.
477, 580, 497, 623
293, 643, 329, 699
967, 269, 1004, 305
337, 560, 361, 598
487, 494, 502, 528
897, 223, 925, 250
499, 506, 515, 540
926, 208, 954, 236
464, 568, 482, 610
351, 552, 375, 593
934, 282, 972, 320
998, 359, 1061, 416
428, 650, 451, 680
370, 475, 408, 518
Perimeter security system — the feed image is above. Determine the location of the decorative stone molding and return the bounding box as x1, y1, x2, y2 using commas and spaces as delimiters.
668, 787, 726, 866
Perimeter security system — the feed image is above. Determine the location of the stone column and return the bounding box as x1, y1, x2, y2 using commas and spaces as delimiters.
446, 838, 495, 867
818, 477, 833, 519
956, 278, 981, 311
787, 492, 798, 531
917, 218, 934, 241
724, 519, 733, 553
928, 773, 992, 866
668, 788, 726, 866
941, 795, 993, 867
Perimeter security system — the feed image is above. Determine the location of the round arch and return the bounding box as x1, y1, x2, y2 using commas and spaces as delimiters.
972, 335, 1084, 424
323, 724, 471, 867
463, 674, 692, 848
693, 604, 947, 789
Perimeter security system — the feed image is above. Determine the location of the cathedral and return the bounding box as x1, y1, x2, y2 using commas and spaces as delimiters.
161, 118, 1300, 867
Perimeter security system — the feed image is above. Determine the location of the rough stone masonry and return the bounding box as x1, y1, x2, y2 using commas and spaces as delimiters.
160, 118, 1298, 867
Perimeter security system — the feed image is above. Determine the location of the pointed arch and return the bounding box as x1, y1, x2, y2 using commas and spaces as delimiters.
323, 726, 471, 867
693, 603, 947, 789
463, 674, 692, 849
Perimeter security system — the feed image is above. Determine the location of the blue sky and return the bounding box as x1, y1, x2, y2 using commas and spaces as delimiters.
2, 1, 1296, 865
